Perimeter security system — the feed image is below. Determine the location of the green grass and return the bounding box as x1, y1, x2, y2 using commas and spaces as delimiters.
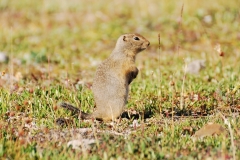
0, 0, 240, 159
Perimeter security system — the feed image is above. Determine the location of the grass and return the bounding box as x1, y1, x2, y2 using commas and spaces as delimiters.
0, 0, 240, 159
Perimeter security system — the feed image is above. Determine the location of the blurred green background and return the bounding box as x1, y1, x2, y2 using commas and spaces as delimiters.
1, 0, 239, 78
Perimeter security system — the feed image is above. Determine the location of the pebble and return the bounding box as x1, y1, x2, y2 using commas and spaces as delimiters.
0, 52, 9, 63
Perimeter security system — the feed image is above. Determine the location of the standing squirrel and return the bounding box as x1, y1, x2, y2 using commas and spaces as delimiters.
57, 33, 150, 123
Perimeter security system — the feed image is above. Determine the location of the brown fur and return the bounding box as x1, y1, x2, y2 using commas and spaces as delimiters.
57, 33, 150, 122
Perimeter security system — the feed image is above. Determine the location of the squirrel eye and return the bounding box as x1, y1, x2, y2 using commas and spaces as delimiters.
134, 37, 140, 40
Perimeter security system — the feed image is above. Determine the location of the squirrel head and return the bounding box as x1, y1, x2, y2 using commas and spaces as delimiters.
115, 33, 150, 56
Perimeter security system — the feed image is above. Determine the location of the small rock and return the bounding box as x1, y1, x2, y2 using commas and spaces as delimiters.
0, 52, 9, 63
203, 15, 212, 24
186, 59, 205, 74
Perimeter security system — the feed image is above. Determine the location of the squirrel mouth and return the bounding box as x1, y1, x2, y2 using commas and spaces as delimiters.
141, 46, 148, 50
141, 43, 150, 50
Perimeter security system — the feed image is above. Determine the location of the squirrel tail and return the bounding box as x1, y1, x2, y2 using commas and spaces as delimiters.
59, 102, 92, 119
56, 102, 93, 126
60, 102, 80, 114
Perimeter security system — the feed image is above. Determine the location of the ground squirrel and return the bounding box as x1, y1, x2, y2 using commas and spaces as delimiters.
57, 33, 150, 123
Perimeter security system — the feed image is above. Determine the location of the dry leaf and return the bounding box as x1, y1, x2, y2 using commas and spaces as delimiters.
193, 123, 226, 139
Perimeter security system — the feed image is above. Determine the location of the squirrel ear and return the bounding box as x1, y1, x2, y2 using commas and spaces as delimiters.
123, 36, 126, 41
